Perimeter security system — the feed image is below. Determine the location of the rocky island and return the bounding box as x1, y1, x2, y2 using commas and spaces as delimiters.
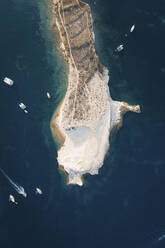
50, 0, 140, 186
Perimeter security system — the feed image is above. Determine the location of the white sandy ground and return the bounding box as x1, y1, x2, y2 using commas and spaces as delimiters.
58, 109, 110, 185
50, 0, 140, 185
52, 62, 140, 186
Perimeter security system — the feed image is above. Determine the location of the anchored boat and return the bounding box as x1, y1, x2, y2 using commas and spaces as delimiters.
3, 77, 14, 86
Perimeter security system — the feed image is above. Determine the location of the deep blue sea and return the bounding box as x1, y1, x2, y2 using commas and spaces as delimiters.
0, 0, 165, 247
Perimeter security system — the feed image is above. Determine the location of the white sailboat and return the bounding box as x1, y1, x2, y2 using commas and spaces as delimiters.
47, 92, 51, 99
36, 187, 42, 195
116, 44, 124, 52
19, 103, 26, 110
130, 24, 135, 32
3, 77, 14, 86
9, 194, 18, 205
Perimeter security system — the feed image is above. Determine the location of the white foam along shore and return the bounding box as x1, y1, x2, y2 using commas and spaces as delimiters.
50, 0, 140, 186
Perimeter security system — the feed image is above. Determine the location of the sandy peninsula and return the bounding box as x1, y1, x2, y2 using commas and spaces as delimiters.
50, 0, 140, 186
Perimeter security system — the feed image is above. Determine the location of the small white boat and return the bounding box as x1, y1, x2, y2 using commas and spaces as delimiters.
24, 110, 28, 114
47, 92, 51, 99
9, 194, 15, 202
9, 194, 18, 204
3, 77, 14, 86
130, 24, 135, 32
36, 187, 42, 195
19, 103, 26, 110
116, 44, 124, 52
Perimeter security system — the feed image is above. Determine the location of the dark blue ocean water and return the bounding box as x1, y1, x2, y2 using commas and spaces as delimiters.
0, 0, 165, 247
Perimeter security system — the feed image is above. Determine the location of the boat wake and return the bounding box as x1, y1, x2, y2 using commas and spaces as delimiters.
0, 168, 27, 197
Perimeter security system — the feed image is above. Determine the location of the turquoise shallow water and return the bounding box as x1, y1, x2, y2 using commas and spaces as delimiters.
0, 0, 165, 248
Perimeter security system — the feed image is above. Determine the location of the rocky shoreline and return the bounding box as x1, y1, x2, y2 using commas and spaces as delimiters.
50, 0, 140, 186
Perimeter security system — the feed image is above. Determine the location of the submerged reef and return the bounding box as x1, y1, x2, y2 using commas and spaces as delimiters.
50, 0, 140, 186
